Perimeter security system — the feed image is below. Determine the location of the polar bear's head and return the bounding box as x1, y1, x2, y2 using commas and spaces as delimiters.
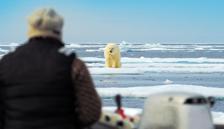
105, 43, 120, 56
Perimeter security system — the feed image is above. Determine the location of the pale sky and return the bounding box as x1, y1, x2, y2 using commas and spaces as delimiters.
0, 0, 224, 43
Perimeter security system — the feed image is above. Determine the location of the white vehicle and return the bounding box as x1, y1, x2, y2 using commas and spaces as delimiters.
139, 92, 215, 129
92, 92, 224, 129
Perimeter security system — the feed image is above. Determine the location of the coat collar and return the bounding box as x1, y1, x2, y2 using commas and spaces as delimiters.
28, 36, 64, 47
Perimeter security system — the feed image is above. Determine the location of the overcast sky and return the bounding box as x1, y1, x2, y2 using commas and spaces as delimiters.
0, 0, 224, 43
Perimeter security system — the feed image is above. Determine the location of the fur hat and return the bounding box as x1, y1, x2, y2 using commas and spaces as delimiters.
27, 8, 64, 40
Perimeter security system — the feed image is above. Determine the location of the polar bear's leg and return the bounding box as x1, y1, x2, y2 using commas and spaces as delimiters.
105, 57, 112, 67
111, 62, 117, 68
116, 61, 121, 68
115, 62, 121, 68
111, 60, 121, 68
115, 56, 121, 68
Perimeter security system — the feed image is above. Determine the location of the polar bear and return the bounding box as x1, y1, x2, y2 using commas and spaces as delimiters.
104, 43, 121, 68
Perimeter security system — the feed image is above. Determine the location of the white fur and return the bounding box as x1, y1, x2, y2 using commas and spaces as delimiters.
104, 43, 121, 68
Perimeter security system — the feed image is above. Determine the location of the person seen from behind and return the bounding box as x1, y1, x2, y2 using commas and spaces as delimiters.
0, 8, 101, 129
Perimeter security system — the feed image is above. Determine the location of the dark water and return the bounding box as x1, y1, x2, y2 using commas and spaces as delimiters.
93, 72, 224, 88
1, 43, 224, 112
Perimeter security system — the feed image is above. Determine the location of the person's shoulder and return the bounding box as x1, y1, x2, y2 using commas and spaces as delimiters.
58, 46, 76, 58
0, 42, 28, 61
73, 58, 86, 68
0, 52, 12, 62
